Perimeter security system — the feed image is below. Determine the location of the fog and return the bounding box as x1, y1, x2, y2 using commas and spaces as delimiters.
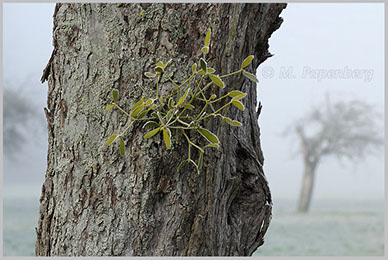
257, 3, 384, 201
2, 3, 384, 203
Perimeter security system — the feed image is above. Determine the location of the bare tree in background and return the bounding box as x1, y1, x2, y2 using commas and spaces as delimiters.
287, 95, 383, 213
3, 87, 42, 158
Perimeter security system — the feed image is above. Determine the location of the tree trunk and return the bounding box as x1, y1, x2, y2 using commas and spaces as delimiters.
36, 3, 286, 256
297, 161, 317, 213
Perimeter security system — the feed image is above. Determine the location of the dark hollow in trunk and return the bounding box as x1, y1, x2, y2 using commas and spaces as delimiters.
36, 3, 286, 256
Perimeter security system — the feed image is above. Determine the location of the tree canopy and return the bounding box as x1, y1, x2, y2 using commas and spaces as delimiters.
293, 95, 383, 164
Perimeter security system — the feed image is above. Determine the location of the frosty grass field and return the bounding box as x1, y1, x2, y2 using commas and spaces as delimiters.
3, 194, 384, 256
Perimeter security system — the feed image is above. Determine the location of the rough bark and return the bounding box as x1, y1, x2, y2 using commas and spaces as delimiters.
36, 3, 286, 256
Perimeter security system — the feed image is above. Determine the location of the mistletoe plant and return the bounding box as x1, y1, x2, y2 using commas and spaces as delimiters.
105, 28, 258, 173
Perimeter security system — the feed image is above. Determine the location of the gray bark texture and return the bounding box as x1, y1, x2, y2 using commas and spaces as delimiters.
36, 3, 286, 256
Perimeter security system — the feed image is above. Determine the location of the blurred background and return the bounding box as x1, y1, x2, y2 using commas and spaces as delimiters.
2, 3, 384, 256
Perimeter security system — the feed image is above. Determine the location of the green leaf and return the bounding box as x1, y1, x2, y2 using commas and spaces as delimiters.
192, 63, 197, 73
130, 104, 145, 117
230, 120, 242, 127
199, 58, 207, 72
105, 105, 114, 111
145, 99, 154, 106
155, 66, 164, 73
205, 143, 219, 149
144, 127, 161, 139
207, 68, 215, 74
105, 134, 118, 146
119, 138, 125, 156
182, 104, 195, 109
156, 61, 164, 67
163, 128, 172, 149
209, 74, 224, 88
232, 100, 245, 111
143, 121, 160, 128
205, 28, 211, 47
144, 72, 156, 78
197, 69, 206, 75
210, 94, 217, 100
231, 93, 247, 101
112, 89, 119, 102
198, 152, 203, 170
223, 117, 232, 124
241, 55, 254, 69
228, 90, 244, 97
242, 70, 259, 83
213, 114, 224, 119
168, 98, 175, 109
151, 112, 158, 119
131, 99, 144, 111
202, 46, 209, 55
177, 160, 187, 173
137, 110, 148, 119
198, 127, 219, 144
177, 88, 190, 107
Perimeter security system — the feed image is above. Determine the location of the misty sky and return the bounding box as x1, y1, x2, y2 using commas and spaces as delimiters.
2, 3, 384, 202
257, 3, 384, 201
